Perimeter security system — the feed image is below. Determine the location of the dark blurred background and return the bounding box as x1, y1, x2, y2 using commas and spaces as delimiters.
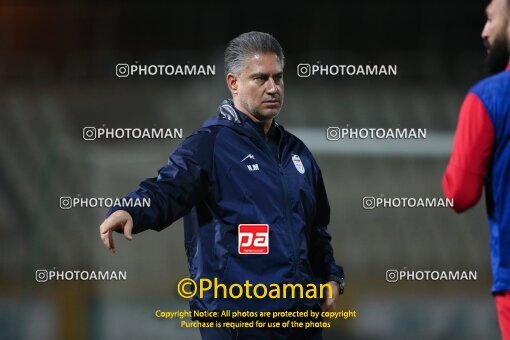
0, 1, 498, 339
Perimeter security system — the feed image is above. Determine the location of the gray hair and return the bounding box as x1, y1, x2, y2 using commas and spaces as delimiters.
224, 31, 285, 75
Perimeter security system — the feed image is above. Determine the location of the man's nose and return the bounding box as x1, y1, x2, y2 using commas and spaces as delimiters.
481, 21, 489, 40
266, 78, 277, 93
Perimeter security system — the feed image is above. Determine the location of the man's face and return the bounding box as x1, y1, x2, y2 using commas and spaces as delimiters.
228, 53, 284, 121
482, 0, 510, 73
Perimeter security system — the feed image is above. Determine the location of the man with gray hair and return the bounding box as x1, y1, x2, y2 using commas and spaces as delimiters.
100, 31, 344, 339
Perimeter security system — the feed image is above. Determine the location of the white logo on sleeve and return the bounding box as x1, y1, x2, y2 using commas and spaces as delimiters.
241, 154, 259, 171
241, 154, 255, 162
292, 154, 305, 174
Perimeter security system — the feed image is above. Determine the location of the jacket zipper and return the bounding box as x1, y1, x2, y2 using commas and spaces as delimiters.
261, 133, 299, 280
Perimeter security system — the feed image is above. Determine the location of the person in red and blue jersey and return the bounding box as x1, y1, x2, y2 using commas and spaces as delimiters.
443, 0, 510, 337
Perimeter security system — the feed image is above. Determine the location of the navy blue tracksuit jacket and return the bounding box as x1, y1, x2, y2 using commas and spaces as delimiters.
108, 99, 343, 313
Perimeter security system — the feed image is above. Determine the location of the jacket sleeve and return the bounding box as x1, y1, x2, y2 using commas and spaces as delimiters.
106, 128, 215, 233
308, 157, 344, 283
442, 92, 494, 213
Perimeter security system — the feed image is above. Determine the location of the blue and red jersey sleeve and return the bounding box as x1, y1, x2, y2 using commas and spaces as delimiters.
442, 92, 495, 213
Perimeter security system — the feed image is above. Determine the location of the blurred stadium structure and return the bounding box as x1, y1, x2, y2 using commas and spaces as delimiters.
0, 1, 501, 339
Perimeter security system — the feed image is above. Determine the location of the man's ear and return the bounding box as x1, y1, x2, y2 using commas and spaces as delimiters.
226, 73, 238, 94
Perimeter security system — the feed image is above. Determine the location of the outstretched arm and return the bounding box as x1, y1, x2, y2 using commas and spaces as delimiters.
443, 92, 494, 213
99, 128, 216, 252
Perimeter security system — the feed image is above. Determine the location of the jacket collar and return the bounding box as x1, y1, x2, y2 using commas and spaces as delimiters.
216, 99, 279, 137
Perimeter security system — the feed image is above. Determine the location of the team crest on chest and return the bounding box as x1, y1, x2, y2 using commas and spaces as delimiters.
292, 154, 305, 174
